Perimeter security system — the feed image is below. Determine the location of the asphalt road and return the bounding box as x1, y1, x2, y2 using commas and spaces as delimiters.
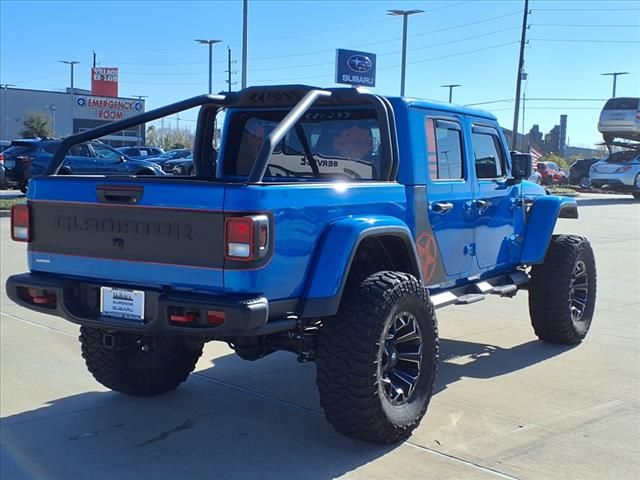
1, 194, 639, 480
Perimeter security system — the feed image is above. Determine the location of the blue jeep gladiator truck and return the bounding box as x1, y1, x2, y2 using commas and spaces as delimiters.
6, 85, 596, 443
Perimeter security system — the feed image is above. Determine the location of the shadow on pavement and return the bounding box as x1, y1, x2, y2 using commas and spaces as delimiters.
437, 339, 574, 394
1, 337, 573, 479
576, 196, 638, 207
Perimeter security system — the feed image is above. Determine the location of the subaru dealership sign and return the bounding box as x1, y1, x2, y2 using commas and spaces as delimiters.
335, 49, 376, 87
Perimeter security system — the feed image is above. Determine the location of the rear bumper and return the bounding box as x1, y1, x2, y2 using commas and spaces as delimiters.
6, 272, 270, 338
590, 170, 637, 188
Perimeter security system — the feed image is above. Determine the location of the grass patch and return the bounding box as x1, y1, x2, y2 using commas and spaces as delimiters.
0, 197, 25, 210
547, 186, 580, 197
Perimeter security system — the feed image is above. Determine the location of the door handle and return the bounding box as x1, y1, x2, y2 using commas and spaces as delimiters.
475, 199, 491, 210
432, 201, 454, 213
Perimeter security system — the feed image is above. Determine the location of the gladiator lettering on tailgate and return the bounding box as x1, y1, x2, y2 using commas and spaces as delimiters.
56, 215, 193, 240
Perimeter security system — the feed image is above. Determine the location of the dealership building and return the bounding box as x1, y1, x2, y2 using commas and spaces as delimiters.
1, 85, 146, 147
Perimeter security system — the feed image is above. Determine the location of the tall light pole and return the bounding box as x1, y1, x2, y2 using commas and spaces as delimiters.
242, 0, 248, 89
441, 84, 461, 103
387, 9, 424, 97
601, 72, 629, 97
195, 39, 222, 94
59, 60, 80, 92
1, 83, 16, 141
132, 95, 148, 146
47, 104, 57, 137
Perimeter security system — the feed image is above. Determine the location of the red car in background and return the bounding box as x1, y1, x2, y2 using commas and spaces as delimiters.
537, 161, 568, 185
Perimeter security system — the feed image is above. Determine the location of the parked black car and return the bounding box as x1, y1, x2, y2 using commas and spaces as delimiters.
3, 139, 164, 192
116, 146, 164, 160
162, 154, 194, 174
148, 149, 192, 168
569, 158, 601, 188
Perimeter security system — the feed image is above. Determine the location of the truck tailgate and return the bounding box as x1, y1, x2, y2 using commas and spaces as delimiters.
26, 177, 227, 291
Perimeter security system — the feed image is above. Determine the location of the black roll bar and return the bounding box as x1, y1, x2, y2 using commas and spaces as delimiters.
44, 84, 398, 184
46, 94, 227, 175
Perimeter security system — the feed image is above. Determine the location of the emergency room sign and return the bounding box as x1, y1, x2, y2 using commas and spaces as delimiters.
75, 96, 143, 121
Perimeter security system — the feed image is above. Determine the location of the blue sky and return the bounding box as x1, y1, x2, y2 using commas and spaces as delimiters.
1, 0, 639, 147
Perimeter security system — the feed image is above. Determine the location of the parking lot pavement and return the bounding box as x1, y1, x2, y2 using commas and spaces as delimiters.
1, 195, 639, 480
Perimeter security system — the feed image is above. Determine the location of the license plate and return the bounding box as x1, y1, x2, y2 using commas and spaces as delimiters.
100, 287, 145, 321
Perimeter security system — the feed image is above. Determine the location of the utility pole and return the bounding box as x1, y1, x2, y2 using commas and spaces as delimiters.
441, 84, 461, 103
195, 39, 222, 94
226, 46, 238, 92
601, 72, 629, 97
1, 83, 16, 141
59, 60, 80, 93
387, 9, 424, 96
132, 95, 148, 146
511, 0, 529, 151
242, 0, 248, 89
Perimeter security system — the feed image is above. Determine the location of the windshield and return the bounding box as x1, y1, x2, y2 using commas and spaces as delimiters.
222, 108, 389, 181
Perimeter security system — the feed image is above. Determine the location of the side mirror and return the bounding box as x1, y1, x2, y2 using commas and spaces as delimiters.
119, 155, 126, 162
510, 152, 532, 182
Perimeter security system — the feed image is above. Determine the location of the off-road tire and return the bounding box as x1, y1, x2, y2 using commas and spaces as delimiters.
80, 327, 203, 396
529, 235, 596, 344
316, 271, 438, 443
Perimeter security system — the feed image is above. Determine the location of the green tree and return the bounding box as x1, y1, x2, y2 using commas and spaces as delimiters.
21, 111, 53, 138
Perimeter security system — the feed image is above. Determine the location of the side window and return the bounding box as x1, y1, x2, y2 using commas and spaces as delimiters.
472, 129, 505, 179
426, 118, 464, 180
69, 144, 92, 157
93, 144, 122, 162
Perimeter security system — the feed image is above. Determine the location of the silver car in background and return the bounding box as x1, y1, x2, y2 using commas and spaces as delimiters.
598, 97, 640, 142
590, 150, 640, 199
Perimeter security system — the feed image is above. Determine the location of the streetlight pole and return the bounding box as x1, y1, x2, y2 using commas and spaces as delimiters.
441, 84, 461, 103
47, 104, 57, 137
59, 60, 80, 92
387, 9, 424, 97
601, 72, 629, 97
132, 95, 148, 146
1, 83, 16, 141
195, 39, 222, 94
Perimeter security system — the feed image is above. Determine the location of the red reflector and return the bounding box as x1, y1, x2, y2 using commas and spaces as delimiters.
207, 310, 226, 326
11, 204, 31, 242
170, 312, 198, 323
26, 288, 56, 305
259, 224, 268, 248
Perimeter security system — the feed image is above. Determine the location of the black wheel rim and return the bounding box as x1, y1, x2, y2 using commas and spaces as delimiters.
379, 311, 423, 406
570, 260, 589, 325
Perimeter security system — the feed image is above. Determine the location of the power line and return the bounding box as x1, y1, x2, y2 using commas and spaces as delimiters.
531, 38, 640, 44
533, 7, 640, 11
532, 23, 640, 27
407, 41, 519, 67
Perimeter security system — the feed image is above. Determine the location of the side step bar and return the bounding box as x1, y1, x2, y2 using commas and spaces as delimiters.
430, 271, 529, 310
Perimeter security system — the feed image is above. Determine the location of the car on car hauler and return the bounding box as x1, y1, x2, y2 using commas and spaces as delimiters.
6, 85, 597, 444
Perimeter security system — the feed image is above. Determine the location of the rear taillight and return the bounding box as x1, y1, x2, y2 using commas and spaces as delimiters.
0, 153, 4, 165
225, 215, 270, 261
11, 204, 31, 242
